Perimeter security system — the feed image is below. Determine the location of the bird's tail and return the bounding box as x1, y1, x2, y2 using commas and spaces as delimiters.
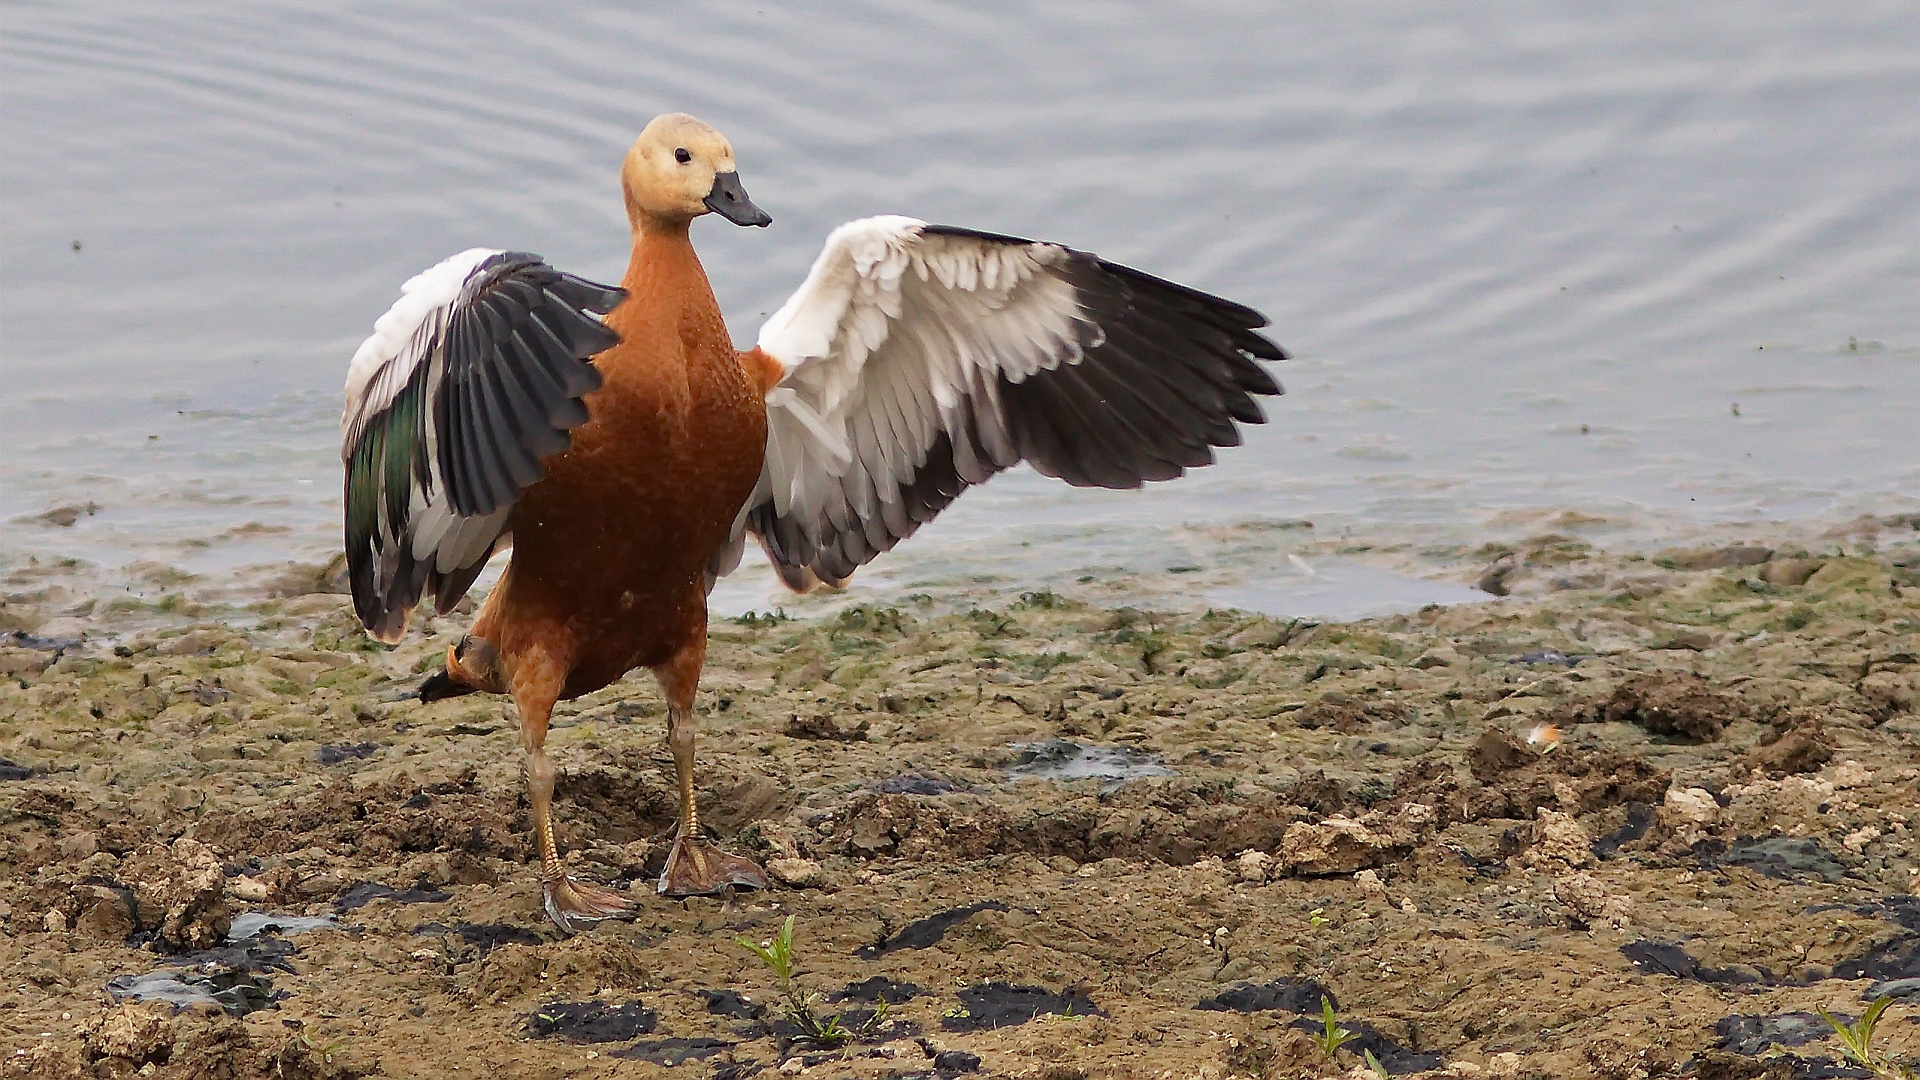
417, 635, 504, 702
417, 668, 476, 702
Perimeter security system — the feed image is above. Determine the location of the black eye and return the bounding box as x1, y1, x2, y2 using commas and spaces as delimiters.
674, 147, 691, 164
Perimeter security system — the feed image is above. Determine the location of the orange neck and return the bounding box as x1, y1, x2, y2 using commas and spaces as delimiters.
621, 214, 700, 293
609, 216, 724, 347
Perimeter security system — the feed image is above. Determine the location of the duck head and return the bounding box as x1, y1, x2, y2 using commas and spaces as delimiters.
622, 113, 772, 229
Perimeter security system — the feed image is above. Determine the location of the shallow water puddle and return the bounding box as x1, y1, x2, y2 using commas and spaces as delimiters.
1004, 739, 1173, 784
227, 911, 336, 942
1209, 561, 1493, 621
105, 968, 277, 1017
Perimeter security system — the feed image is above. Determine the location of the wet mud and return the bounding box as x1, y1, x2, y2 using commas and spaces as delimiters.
1, 528, 1918, 1077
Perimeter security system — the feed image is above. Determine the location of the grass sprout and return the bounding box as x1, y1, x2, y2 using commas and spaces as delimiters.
736, 915, 891, 1048
1818, 996, 1915, 1079
1312, 996, 1359, 1061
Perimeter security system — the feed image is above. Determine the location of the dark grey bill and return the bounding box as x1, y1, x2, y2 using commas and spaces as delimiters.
704, 171, 771, 227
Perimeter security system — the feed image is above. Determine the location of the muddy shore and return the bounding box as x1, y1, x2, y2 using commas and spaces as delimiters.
1, 522, 1917, 1079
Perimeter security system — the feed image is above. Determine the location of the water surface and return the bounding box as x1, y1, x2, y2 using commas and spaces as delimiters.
5, 1, 1918, 614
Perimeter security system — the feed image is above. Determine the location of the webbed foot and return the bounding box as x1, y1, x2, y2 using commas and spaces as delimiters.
542, 874, 637, 935
657, 834, 769, 897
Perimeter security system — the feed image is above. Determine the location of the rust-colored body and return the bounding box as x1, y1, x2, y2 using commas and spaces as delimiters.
443, 216, 779, 927
469, 220, 765, 701
423, 114, 787, 930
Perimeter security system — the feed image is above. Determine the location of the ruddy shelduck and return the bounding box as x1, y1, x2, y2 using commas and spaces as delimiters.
342, 113, 1285, 931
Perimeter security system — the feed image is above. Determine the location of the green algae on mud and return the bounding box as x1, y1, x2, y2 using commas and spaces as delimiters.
0, 528, 1918, 1078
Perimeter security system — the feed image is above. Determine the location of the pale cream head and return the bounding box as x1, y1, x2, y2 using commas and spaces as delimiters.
622, 113, 767, 228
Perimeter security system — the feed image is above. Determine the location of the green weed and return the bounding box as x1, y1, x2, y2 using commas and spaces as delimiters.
1311, 996, 1358, 1061
737, 915, 890, 1048
1818, 996, 1914, 1079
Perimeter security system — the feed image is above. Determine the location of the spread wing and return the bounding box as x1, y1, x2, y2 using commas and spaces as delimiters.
742, 215, 1285, 586
341, 248, 624, 642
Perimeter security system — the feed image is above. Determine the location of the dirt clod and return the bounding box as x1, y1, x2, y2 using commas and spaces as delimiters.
1581, 672, 1747, 741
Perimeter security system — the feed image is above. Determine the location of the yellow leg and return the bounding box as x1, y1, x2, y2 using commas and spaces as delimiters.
512, 653, 635, 933
653, 628, 768, 897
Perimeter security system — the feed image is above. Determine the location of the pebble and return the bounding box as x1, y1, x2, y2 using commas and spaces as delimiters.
767, 858, 825, 889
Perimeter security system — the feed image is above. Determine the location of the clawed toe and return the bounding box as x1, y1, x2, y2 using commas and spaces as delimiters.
543, 875, 637, 935
658, 835, 769, 897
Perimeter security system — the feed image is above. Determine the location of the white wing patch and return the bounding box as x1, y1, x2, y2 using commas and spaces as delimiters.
342, 247, 500, 450
756, 218, 1083, 527
740, 216, 1284, 585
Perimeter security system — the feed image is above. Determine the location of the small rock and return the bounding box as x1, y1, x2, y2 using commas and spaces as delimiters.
1589, 672, 1743, 742
1353, 869, 1387, 896
1828, 760, 1872, 789
932, 1049, 982, 1072
1227, 622, 1289, 649
1745, 715, 1835, 776
298, 872, 348, 898
1866, 976, 1920, 1001
1553, 870, 1633, 928
73, 888, 135, 941
120, 838, 232, 949
43, 909, 68, 933
1467, 726, 1538, 781
1659, 545, 1772, 570
1233, 849, 1272, 884
1486, 1052, 1522, 1078
767, 858, 825, 889
81, 1003, 173, 1064
1841, 826, 1880, 853
35, 502, 100, 528
1760, 558, 1824, 586
1274, 805, 1431, 876
228, 875, 272, 903
1659, 630, 1715, 652
157, 629, 233, 656
783, 714, 867, 741
1478, 555, 1518, 596
59, 830, 100, 860
1661, 787, 1718, 826
1521, 810, 1594, 870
